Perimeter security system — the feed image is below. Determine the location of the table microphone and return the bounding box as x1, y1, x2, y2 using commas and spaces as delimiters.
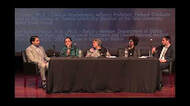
73, 42, 77, 47
53, 44, 56, 57
149, 38, 153, 57
73, 42, 77, 56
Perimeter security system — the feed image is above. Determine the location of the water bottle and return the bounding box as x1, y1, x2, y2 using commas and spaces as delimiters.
149, 49, 151, 57
149, 48, 153, 57
53, 52, 56, 57
78, 49, 83, 58
124, 48, 128, 58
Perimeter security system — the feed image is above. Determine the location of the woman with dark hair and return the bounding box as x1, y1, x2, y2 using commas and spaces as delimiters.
127, 36, 139, 57
118, 35, 140, 57
60, 37, 79, 57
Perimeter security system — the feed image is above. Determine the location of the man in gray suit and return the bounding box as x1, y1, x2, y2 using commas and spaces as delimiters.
25, 36, 50, 89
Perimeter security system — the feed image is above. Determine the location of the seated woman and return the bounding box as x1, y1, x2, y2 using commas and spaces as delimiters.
127, 36, 140, 57
60, 37, 79, 57
86, 38, 111, 57
118, 36, 140, 57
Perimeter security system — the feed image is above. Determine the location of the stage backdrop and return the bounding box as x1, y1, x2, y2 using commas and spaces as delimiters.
15, 8, 175, 55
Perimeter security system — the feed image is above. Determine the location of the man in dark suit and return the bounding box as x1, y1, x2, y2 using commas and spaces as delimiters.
152, 36, 175, 70
152, 36, 175, 88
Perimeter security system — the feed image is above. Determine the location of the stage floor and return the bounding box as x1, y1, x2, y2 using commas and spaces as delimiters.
15, 73, 175, 98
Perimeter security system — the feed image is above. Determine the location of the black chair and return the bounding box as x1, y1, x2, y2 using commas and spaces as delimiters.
162, 60, 174, 87
139, 48, 151, 57
117, 48, 125, 57
22, 50, 40, 89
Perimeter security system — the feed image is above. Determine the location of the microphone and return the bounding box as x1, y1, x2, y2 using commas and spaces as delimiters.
150, 38, 153, 46
73, 42, 77, 50
52, 44, 56, 57
73, 42, 77, 56
150, 38, 153, 42
73, 42, 77, 47
53, 44, 55, 50
149, 38, 153, 57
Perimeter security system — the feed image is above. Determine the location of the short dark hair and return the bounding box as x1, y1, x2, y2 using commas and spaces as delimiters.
64, 36, 72, 42
128, 36, 139, 46
30, 36, 39, 44
163, 36, 171, 42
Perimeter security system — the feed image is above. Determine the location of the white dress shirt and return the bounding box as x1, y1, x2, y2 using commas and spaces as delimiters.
159, 46, 168, 60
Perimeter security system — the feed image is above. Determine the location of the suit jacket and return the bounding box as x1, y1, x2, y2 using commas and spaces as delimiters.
25, 45, 50, 65
154, 44, 175, 63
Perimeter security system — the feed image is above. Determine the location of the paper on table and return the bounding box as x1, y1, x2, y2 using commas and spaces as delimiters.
106, 56, 117, 58
138, 56, 149, 58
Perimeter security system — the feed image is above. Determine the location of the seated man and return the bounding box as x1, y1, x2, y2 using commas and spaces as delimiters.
152, 36, 175, 88
152, 36, 175, 70
25, 36, 50, 89
86, 38, 111, 57
60, 37, 79, 57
